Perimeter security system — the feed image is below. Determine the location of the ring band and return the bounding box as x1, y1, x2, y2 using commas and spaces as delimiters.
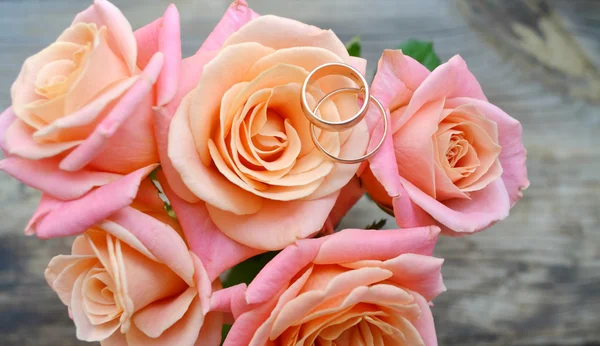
310, 87, 388, 164
301, 62, 370, 132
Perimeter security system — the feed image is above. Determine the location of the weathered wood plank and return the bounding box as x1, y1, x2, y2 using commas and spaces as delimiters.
0, 0, 599, 345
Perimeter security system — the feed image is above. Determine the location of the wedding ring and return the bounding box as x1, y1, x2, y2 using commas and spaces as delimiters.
309, 87, 388, 164
301, 62, 370, 132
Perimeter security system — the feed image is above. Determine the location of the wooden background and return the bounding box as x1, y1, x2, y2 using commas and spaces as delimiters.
1, 0, 599, 345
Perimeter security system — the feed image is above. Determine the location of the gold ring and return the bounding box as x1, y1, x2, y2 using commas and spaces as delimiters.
310, 87, 388, 164
301, 62, 370, 132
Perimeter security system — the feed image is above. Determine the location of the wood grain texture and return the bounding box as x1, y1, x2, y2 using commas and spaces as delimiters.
0, 0, 599, 345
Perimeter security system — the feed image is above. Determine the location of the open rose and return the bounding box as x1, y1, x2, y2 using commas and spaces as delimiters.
44, 186, 223, 345
363, 50, 529, 234
212, 226, 445, 345
157, 0, 369, 251
0, 0, 180, 202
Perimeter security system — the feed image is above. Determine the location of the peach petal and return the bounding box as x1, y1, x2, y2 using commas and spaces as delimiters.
206, 192, 339, 251
197, 0, 260, 54
27, 164, 157, 238
189, 42, 273, 165
126, 296, 205, 346
59, 52, 163, 172
223, 15, 350, 62
447, 98, 529, 206
197, 311, 225, 346
168, 94, 262, 215
133, 286, 197, 337
101, 332, 128, 346
73, 0, 137, 72
5, 119, 82, 159
314, 227, 440, 265
130, 178, 164, 213
105, 207, 195, 286
71, 269, 121, 341
270, 267, 394, 338
342, 254, 445, 301
158, 171, 262, 281
65, 27, 130, 113
307, 120, 369, 200
0, 156, 121, 200
32, 77, 137, 141
46, 255, 97, 305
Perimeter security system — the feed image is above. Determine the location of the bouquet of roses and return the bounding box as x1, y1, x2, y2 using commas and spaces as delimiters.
0, 1, 529, 345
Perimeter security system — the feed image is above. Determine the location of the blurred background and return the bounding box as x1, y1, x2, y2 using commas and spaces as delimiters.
1, 0, 599, 345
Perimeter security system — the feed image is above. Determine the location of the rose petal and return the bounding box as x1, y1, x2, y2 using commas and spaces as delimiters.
5, 119, 82, 159
158, 171, 262, 281
59, 52, 163, 172
73, 0, 137, 72
0, 156, 121, 200
28, 164, 157, 238
0, 108, 16, 154
446, 98, 529, 206
197, 0, 260, 54
320, 176, 365, 234
206, 192, 339, 251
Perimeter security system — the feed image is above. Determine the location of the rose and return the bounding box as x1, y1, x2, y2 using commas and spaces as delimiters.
44, 194, 223, 345
0, 0, 180, 202
212, 226, 445, 346
362, 50, 529, 234
158, 0, 370, 251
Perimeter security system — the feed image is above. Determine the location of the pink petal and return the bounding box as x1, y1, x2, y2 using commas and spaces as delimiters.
28, 164, 157, 238
446, 98, 529, 206
133, 4, 181, 106
73, 0, 137, 72
223, 294, 280, 346
197, 0, 260, 55
0, 107, 15, 154
314, 227, 440, 264
320, 176, 365, 234
59, 52, 164, 172
158, 171, 261, 281
153, 106, 199, 203
0, 156, 121, 200
411, 292, 438, 346
5, 119, 81, 160
210, 283, 251, 319
245, 238, 325, 305
106, 207, 196, 286
400, 176, 510, 234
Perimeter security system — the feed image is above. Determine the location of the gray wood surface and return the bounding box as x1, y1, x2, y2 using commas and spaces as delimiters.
1, 0, 599, 345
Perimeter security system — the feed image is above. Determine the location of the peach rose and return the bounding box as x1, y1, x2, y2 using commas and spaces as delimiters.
363, 50, 529, 234
44, 191, 223, 345
157, 0, 370, 251
0, 1, 180, 202
212, 226, 445, 345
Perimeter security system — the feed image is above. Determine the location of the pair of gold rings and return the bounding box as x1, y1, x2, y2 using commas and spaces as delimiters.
301, 63, 388, 164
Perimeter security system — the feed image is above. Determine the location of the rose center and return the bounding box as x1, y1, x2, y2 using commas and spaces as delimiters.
82, 265, 123, 325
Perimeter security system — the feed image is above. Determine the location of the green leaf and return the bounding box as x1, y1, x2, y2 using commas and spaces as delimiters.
221, 324, 232, 345
222, 251, 279, 288
397, 39, 441, 71
365, 218, 387, 230
346, 35, 361, 57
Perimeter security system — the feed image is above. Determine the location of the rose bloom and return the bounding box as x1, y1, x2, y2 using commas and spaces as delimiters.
44, 203, 223, 345
213, 226, 445, 346
158, 0, 369, 251
362, 50, 529, 234
0, 0, 180, 201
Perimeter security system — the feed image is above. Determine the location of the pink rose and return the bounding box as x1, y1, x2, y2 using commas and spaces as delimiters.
44, 180, 223, 345
363, 50, 529, 234
156, 0, 370, 251
0, 1, 180, 202
212, 226, 445, 345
